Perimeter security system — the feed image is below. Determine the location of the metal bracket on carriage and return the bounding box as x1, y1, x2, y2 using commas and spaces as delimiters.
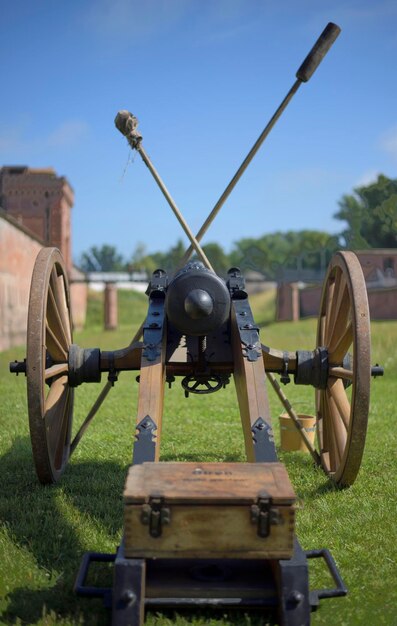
146, 268, 168, 297
280, 352, 291, 385
226, 267, 262, 362
251, 417, 277, 463
132, 415, 158, 465
107, 353, 118, 387
226, 267, 248, 300
142, 273, 167, 362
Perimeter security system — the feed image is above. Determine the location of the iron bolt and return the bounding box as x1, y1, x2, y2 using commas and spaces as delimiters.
288, 590, 304, 605
122, 589, 136, 605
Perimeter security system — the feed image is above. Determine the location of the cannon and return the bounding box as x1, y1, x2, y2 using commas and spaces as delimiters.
10, 22, 384, 625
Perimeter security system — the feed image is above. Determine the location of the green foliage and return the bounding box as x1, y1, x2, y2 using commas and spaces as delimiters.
200, 242, 231, 277
335, 174, 397, 248
149, 239, 186, 274
230, 230, 340, 278
79, 245, 125, 272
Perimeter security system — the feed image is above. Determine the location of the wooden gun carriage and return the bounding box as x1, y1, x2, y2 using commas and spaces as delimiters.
10, 22, 383, 625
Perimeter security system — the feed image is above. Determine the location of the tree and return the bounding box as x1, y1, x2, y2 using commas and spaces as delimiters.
335, 175, 397, 248
197, 242, 231, 276
79, 244, 125, 272
127, 242, 157, 274
230, 231, 339, 279
129, 242, 148, 270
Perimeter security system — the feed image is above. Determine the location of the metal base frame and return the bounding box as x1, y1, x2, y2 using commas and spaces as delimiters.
75, 537, 347, 626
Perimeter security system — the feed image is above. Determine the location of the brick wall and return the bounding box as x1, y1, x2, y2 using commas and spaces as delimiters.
0, 212, 87, 349
0, 213, 42, 350
367, 287, 397, 320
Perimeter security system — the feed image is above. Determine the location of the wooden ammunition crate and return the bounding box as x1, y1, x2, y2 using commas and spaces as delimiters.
123, 462, 295, 559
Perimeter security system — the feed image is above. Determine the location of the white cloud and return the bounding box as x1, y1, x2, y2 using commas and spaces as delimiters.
47, 120, 89, 148
354, 170, 381, 187
0, 132, 24, 153
0, 119, 89, 158
379, 125, 397, 158
274, 167, 345, 187
84, 0, 188, 39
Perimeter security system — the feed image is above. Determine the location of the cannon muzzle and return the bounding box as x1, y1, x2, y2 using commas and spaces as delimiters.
165, 263, 231, 336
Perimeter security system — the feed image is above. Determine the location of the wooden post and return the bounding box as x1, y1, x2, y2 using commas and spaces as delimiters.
104, 283, 118, 330
276, 283, 300, 321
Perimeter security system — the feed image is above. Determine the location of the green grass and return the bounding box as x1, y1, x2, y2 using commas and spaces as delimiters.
1, 290, 396, 625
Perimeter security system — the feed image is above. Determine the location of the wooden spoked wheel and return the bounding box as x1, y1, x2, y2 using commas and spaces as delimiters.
316, 251, 371, 487
27, 247, 74, 484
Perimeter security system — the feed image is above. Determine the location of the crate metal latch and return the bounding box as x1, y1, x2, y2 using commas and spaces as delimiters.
251, 492, 282, 538
141, 496, 171, 538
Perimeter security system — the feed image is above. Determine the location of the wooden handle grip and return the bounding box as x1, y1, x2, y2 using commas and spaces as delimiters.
296, 22, 341, 83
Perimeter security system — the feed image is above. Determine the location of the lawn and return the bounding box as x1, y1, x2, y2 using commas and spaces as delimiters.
0, 288, 396, 625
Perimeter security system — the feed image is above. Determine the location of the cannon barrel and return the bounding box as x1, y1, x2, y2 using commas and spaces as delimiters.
165, 262, 231, 336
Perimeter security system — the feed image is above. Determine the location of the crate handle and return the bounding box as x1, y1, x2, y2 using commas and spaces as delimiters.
306, 548, 348, 606
74, 550, 115, 605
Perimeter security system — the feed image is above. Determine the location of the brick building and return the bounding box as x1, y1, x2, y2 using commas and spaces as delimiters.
0, 166, 87, 350
0, 166, 74, 273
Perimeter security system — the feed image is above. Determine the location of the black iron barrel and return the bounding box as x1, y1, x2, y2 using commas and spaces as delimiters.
165, 262, 231, 336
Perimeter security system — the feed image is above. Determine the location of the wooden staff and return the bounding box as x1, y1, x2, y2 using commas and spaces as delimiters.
114, 111, 214, 272
178, 23, 341, 267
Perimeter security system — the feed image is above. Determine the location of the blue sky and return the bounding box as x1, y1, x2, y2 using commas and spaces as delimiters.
1, 1, 396, 263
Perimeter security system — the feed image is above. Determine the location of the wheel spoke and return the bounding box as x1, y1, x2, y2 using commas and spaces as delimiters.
323, 278, 335, 345
45, 377, 69, 461
328, 366, 353, 381
48, 282, 70, 351
326, 387, 347, 457
328, 378, 350, 429
328, 286, 350, 349
329, 321, 353, 364
51, 267, 72, 345
45, 321, 68, 361
45, 362, 69, 380
325, 270, 347, 345
54, 390, 71, 469
323, 392, 339, 472
317, 391, 329, 452
319, 314, 326, 345
44, 375, 68, 415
